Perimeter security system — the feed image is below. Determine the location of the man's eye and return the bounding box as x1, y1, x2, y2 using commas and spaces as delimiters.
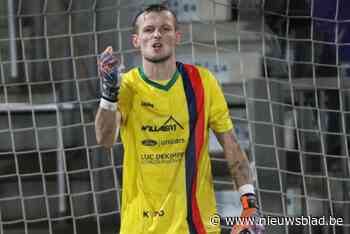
144, 28, 153, 33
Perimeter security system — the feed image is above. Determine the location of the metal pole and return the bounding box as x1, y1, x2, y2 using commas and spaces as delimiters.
7, 0, 17, 78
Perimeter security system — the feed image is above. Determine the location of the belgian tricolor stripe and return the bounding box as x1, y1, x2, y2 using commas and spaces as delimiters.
177, 62, 207, 234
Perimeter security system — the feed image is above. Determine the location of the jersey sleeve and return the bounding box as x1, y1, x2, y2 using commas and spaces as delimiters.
204, 69, 234, 133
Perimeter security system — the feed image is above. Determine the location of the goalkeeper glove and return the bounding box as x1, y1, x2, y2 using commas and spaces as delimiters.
98, 46, 120, 103
231, 193, 265, 234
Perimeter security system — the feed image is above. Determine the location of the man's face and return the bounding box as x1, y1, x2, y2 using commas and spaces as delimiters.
132, 11, 181, 63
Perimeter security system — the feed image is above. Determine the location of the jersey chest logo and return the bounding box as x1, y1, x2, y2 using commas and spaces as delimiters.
141, 116, 184, 132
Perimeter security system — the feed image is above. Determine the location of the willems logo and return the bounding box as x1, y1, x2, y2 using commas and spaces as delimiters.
141, 116, 184, 132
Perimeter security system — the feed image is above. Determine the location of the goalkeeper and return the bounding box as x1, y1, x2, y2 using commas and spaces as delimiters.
95, 4, 264, 234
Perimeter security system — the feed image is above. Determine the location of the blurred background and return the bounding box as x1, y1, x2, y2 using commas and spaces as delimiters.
0, 0, 350, 233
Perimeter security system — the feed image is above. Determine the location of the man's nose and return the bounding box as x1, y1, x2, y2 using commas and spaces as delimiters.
153, 29, 162, 38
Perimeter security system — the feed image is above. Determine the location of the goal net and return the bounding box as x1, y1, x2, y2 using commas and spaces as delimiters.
0, 0, 349, 234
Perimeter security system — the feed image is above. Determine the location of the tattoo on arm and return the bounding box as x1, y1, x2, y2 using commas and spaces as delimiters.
228, 159, 252, 188
214, 131, 252, 187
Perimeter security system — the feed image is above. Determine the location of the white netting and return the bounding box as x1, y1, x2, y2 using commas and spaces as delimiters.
0, 0, 349, 234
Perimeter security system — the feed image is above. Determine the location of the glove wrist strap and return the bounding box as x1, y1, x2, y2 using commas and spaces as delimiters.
238, 184, 255, 196
100, 98, 117, 111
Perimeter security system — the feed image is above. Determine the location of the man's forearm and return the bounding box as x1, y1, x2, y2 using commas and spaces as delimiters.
226, 147, 252, 188
95, 107, 118, 148
95, 46, 121, 148
215, 131, 264, 233
215, 131, 252, 188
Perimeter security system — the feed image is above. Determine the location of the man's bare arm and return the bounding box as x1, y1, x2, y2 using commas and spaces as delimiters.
214, 130, 252, 188
95, 46, 121, 149
215, 130, 265, 233
95, 107, 118, 148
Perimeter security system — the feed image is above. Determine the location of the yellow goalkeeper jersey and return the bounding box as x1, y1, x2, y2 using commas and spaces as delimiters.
117, 62, 233, 234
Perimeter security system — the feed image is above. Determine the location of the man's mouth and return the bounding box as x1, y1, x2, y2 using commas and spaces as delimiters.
152, 42, 162, 48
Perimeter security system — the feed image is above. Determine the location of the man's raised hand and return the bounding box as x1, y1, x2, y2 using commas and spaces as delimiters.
98, 46, 120, 103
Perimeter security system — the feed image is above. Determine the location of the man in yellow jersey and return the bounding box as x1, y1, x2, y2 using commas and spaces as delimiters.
95, 4, 264, 234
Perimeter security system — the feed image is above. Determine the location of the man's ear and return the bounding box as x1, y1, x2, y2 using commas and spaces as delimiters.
175, 31, 182, 45
132, 34, 140, 48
